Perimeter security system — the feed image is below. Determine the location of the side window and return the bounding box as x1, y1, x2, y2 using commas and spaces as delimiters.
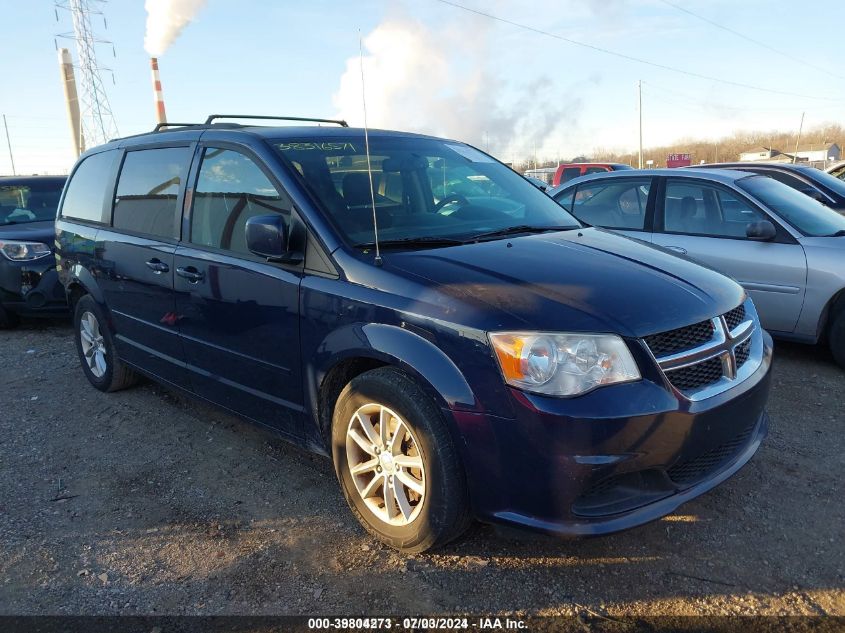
584, 166, 607, 175
191, 148, 291, 255
60, 150, 117, 223
113, 147, 190, 238
570, 179, 651, 230
663, 181, 765, 238
560, 167, 582, 183
553, 188, 574, 212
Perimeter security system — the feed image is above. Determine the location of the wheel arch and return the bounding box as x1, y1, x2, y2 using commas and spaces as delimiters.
818, 286, 845, 342
307, 323, 480, 451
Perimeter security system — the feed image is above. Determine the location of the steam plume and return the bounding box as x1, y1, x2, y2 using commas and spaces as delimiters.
333, 15, 579, 159
144, 0, 207, 57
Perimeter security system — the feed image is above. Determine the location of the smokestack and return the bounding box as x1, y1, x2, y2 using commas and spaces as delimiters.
58, 48, 84, 157
150, 57, 167, 125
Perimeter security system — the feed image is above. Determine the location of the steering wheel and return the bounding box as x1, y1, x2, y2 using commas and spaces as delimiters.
434, 193, 470, 213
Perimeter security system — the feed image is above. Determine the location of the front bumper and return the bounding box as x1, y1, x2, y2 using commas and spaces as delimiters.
451, 330, 773, 537
0, 256, 67, 316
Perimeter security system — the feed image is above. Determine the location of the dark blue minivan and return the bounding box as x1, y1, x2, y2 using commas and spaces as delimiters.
56, 116, 772, 552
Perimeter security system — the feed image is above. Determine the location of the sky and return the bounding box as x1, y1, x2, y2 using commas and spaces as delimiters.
1, 0, 844, 175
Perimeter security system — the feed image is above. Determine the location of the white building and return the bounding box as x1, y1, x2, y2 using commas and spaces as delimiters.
794, 143, 840, 163
739, 147, 779, 162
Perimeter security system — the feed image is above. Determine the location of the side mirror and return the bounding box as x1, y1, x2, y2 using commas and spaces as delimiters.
746, 220, 777, 241
246, 214, 300, 263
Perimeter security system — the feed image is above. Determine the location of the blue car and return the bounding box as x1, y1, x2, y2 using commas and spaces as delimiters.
55, 115, 772, 552
0, 175, 68, 327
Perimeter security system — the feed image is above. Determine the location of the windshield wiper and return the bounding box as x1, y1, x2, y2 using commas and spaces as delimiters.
826, 229, 845, 237
353, 236, 466, 250
467, 224, 578, 241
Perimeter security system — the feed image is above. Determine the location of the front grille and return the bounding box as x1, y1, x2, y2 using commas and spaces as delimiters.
667, 421, 756, 487
644, 319, 715, 356
735, 338, 751, 367
665, 356, 723, 391
724, 304, 746, 331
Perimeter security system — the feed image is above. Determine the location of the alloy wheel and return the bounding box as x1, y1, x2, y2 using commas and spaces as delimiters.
79, 311, 107, 379
345, 403, 427, 526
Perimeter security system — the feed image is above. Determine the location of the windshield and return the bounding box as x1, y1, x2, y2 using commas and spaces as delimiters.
0, 180, 65, 226
797, 166, 845, 197
272, 136, 580, 246
738, 175, 845, 236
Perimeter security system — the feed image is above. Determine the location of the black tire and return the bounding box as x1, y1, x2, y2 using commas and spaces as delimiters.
73, 295, 139, 392
331, 367, 472, 552
0, 305, 20, 329
830, 308, 845, 369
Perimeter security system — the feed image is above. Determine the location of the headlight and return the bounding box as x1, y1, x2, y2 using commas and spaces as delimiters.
489, 331, 641, 396
0, 240, 52, 261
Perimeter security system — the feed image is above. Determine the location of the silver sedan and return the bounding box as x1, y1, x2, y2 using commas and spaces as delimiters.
549, 168, 845, 368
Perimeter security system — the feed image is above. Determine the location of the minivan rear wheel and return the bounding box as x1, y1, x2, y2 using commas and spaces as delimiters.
830, 309, 845, 369
73, 295, 139, 392
331, 367, 472, 552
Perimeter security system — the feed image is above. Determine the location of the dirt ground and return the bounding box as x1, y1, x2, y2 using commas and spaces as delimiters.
0, 318, 843, 617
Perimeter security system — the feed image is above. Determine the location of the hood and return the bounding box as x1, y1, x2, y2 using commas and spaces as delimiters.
385, 228, 745, 338
0, 220, 55, 245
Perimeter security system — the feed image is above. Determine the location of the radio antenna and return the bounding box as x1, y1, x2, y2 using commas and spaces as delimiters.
359, 30, 382, 266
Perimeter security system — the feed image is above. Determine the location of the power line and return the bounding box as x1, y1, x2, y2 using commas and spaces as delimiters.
433, 0, 845, 102
659, 0, 844, 81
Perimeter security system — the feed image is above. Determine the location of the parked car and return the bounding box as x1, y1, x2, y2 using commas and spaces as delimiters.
549, 169, 845, 367
0, 175, 68, 328
524, 175, 550, 192
697, 162, 845, 214
553, 162, 633, 187
826, 161, 845, 181
56, 117, 772, 552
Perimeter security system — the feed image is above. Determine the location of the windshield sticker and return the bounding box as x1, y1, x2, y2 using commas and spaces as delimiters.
277, 142, 357, 152
445, 143, 494, 163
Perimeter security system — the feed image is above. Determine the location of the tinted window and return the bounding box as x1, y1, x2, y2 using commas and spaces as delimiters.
553, 188, 575, 212
560, 167, 582, 183
737, 175, 845, 237
273, 137, 579, 246
584, 167, 608, 175
0, 179, 65, 226
796, 167, 845, 197
191, 148, 291, 255
759, 170, 825, 199
570, 179, 651, 230
113, 148, 190, 238
60, 151, 116, 223
663, 181, 765, 238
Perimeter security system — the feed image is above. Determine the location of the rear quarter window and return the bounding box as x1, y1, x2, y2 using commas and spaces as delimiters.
60, 150, 118, 224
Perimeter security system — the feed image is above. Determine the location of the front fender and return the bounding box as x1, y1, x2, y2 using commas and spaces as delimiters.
309, 323, 480, 416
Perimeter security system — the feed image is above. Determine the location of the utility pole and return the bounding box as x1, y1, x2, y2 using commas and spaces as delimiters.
793, 112, 805, 164
2, 115, 15, 176
638, 80, 643, 169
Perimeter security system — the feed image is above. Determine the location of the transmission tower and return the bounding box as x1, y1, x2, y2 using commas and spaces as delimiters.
56, 0, 119, 150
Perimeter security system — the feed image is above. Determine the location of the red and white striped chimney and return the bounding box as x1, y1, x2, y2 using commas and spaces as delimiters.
150, 57, 167, 125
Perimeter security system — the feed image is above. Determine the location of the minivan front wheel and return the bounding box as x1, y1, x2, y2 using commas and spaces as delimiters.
331, 367, 472, 552
73, 295, 138, 392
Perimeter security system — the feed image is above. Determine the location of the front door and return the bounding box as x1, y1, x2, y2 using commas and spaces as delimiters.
173, 145, 304, 435
652, 177, 807, 334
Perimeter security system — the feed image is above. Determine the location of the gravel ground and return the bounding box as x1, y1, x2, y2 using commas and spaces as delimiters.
0, 318, 843, 617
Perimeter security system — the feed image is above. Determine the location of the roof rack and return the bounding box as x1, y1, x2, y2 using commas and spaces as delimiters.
152, 122, 202, 132
203, 114, 349, 127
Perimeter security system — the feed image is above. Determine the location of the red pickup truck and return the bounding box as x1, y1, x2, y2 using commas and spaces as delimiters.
553, 162, 633, 186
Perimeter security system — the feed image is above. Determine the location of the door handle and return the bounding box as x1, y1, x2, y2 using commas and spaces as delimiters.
145, 258, 169, 274
665, 245, 687, 255
176, 266, 205, 283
